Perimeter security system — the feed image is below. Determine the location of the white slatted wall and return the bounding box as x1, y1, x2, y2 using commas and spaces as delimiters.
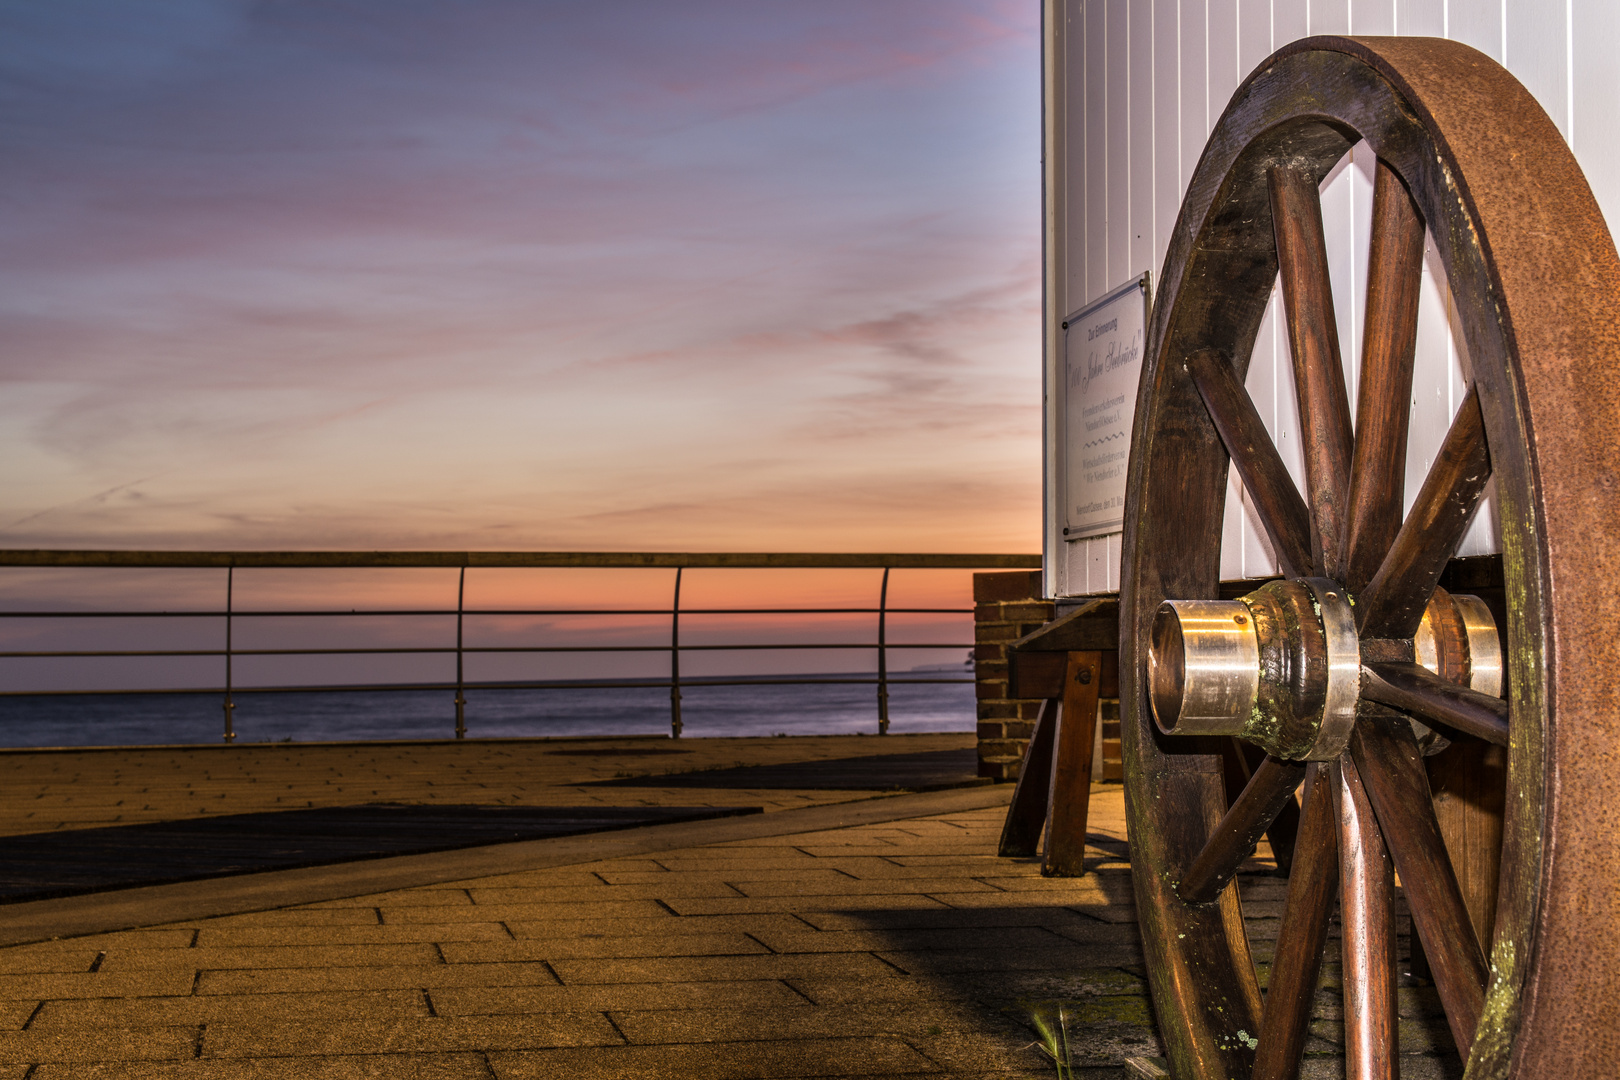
1044, 0, 1620, 598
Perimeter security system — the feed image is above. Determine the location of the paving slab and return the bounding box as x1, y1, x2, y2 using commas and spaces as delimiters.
99, 943, 443, 973
29, 989, 432, 1029
606, 1001, 994, 1044
192, 923, 510, 948
0, 1003, 34, 1032
201, 1013, 623, 1056
30, 1053, 495, 1079
748, 927, 1072, 955
660, 892, 957, 916
441, 933, 771, 963
486, 1037, 937, 1079
500, 913, 811, 940
544, 951, 906, 986
194, 961, 561, 996
0, 969, 198, 1001
429, 979, 813, 1016
0, 1025, 199, 1064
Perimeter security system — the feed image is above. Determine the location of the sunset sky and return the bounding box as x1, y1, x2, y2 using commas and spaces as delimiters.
0, 0, 1043, 555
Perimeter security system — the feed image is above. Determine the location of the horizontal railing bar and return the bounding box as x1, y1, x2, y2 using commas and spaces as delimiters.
0, 607, 975, 619
0, 551, 995, 739
0, 550, 1039, 570
0, 676, 974, 698
0, 642, 974, 658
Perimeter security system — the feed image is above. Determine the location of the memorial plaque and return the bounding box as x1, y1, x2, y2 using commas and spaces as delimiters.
1058, 275, 1149, 540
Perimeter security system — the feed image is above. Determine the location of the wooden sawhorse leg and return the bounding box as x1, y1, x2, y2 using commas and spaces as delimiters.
995, 650, 1106, 875
997, 696, 1059, 857
1042, 650, 1101, 876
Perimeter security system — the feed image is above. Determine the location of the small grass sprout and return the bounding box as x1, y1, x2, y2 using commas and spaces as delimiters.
1024, 1001, 1073, 1079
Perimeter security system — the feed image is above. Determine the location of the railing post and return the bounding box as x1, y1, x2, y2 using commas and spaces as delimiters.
670, 566, 683, 738
454, 565, 467, 739
223, 566, 235, 744
877, 566, 890, 735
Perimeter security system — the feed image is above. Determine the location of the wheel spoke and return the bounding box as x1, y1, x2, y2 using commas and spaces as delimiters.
1332, 751, 1400, 1080
1350, 712, 1488, 1053
1342, 160, 1425, 591
1361, 661, 1509, 746
1270, 166, 1356, 577
1254, 764, 1338, 1080
1178, 754, 1308, 904
1187, 348, 1315, 578
1236, 738, 1302, 874
1355, 387, 1492, 637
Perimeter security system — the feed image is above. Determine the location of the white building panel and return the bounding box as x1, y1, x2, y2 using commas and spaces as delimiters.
1044, 0, 1620, 598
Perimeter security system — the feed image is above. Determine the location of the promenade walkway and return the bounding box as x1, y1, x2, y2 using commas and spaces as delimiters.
0, 734, 1162, 1078
0, 733, 983, 836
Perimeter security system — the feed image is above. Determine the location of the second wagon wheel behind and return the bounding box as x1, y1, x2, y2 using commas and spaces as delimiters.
1119, 36, 1620, 1080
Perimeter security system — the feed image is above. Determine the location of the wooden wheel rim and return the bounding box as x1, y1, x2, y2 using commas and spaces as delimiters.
1120, 36, 1620, 1080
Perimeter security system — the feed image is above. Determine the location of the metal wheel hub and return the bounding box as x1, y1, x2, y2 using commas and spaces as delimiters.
1149, 582, 1500, 761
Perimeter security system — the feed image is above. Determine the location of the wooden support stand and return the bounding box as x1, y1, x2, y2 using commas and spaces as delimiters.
996, 599, 1119, 875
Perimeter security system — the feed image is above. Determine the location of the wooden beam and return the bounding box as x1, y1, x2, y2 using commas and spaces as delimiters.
1043, 651, 1103, 876
997, 698, 1061, 857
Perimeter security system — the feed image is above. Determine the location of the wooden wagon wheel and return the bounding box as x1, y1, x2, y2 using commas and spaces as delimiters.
1121, 37, 1620, 1080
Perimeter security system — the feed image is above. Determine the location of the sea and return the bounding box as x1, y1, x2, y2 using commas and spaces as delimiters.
0, 673, 976, 748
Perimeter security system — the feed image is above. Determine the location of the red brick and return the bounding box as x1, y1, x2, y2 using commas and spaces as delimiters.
974, 623, 1020, 644
974, 679, 1007, 701
1004, 720, 1036, 741
972, 570, 1043, 604
1000, 601, 1056, 622
979, 738, 1029, 759
977, 755, 1023, 781
974, 643, 1006, 664
976, 701, 1018, 721
976, 721, 1008, 740
975, 660, 1007, 681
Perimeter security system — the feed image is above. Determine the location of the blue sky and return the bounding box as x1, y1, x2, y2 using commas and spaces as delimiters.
0, 0, 1042, 553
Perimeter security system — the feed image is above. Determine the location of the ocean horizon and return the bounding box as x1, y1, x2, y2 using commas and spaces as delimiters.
0, 670, 976, 749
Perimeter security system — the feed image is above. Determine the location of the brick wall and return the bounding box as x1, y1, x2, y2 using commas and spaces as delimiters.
1098, 699, 1123, 781
971, 570, 1055, 781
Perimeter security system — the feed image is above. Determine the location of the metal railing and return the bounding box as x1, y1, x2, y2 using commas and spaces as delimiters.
0, 550, 1039, 742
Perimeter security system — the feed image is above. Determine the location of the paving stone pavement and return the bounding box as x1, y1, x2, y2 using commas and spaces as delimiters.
0, 733, 1465, 1079
0, 782, 1167, 1079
